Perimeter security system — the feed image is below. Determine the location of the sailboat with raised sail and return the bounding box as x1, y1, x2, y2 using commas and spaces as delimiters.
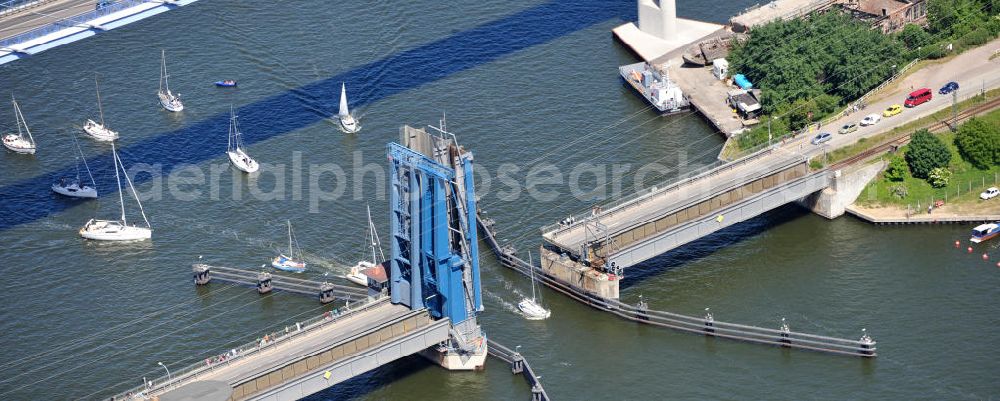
272, 220, 307, 272
52, 136, 98, 198
83, 74, 119, 141
518, 251, 551, 320
2, 96, 37, 154
158, 50, 184, 112
345, 204, 384, 286
226, 106, 259, 173
338, 83, 360, 133
79, 141, 152, 241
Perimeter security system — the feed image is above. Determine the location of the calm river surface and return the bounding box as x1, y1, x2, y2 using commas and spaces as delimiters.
0, 1, 997, 399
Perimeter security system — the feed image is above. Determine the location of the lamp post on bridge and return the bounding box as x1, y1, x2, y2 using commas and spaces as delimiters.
158, 361, 172, 381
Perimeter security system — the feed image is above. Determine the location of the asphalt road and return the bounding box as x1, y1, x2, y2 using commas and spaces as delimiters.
0, 0, 96, 41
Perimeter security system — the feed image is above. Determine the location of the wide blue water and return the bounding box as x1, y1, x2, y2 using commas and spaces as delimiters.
0, 1, 997, 400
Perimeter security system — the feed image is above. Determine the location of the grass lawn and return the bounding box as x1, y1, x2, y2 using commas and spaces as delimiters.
858, 108, 1000, 208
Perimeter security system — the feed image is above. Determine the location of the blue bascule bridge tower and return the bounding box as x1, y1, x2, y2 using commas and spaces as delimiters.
387, 121, 486, 369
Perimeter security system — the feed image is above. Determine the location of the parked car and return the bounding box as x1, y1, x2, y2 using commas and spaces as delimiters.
860, 114, 881, 126
904, 88, 932, 107
838, 122, 858, 134
980, 187, 1000, 200
811, 132, 832, 145
883, 104, 903, 117
939, 81, 959, 95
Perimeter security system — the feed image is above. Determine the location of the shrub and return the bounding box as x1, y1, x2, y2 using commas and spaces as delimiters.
928, 167, 952, 188
890, 183, 908, 199
899, 24, 933, 49
905, 129, 952, 178
885, 156, 908, 181
809, 159, 825, 170
960, 27, 994, 47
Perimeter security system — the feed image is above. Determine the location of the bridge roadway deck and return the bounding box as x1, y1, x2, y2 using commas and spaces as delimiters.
0, 0, 93, 40
192, 303, 408, 386
544, 147, 804, 256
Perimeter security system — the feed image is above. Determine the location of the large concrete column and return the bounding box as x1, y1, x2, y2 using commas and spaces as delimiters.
660, 0, 677, 39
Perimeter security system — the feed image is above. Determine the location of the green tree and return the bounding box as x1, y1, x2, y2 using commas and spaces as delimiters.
905, 129, 952, 179
955, 118, 1000, 169
728, 13, 904, 116
898, 24, 932, 49
884, 155, 908, 182
927, 0, 988, 35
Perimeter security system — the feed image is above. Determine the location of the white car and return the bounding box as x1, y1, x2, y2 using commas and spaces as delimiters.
980, 187, 999, 200
860, 114, 881, 126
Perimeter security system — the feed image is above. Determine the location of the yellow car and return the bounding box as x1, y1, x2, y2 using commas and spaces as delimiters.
883, 104, 903, 117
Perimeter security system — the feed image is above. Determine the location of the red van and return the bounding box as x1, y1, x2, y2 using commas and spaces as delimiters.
905, 88, 932, 107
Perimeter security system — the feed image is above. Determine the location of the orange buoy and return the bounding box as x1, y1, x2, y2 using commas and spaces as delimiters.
955, 240, 961, 248
968, 247, 974, 253
996, 262, 999, 268
984, 253, 990, 261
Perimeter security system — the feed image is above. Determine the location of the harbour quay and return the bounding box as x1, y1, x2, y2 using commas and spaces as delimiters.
613, 0, 838, 137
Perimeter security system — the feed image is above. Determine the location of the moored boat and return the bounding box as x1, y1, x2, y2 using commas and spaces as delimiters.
970, 223, 1000, 243
619, 61, 689, 115
215, 80, 237, 87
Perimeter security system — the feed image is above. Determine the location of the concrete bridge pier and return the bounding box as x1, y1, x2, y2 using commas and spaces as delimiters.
539, 248, 619, 299
802, 162, 886, 219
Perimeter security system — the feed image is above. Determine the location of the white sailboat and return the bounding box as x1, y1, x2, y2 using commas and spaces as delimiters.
52, 136, 98, 198
345, 204, 385, 286
518, 251, 551, 320
2, 96, 37, 154
338, 83, 360, 134
79, 141, 152, 241
226, 106, 259, 173
157, 49, 184, 112
272, 220, 306, 272
83, 74, 119, 141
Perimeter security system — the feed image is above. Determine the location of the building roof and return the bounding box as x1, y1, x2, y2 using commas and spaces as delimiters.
852, 0, 910, 16
363, 263, 388, 283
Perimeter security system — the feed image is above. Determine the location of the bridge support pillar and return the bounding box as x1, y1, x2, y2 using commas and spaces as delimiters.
801, 162, 885, 219
539, 247, 619, 299
420, 333, 488, 371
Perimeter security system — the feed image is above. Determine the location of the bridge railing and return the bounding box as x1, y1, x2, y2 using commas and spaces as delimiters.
0, 0, 146, 47
489, 341, 550, 401
541, 145, 793, 239
0, 0, 48, 17
112, 296, 388, 401
486, 214, 876, 358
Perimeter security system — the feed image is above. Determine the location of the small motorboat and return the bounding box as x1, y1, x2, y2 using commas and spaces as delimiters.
215, 80, 237, 87
970, 222, 1000, 243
